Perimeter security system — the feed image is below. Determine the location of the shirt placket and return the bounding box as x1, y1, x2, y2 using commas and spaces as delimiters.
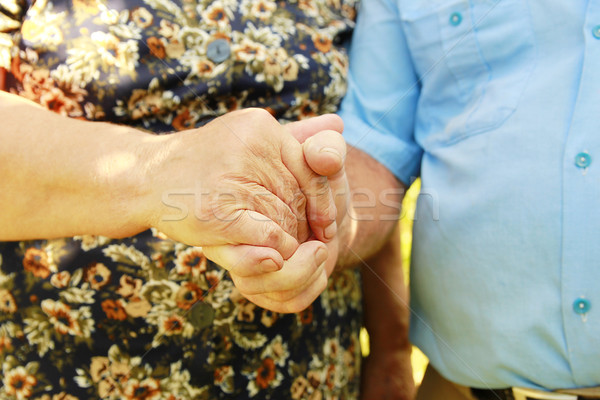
560, 0, 600, 386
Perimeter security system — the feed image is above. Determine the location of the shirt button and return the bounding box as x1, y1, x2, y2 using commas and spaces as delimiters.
593, 25, 600, 39
206, 39, 230, 63
573, 298, 591, 315
575, 152, 592, 169
449, 12, 462, 26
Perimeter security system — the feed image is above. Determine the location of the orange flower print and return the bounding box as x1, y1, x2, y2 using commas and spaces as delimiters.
39, 393, 79, 400
127, 89, 162, 120
260, 309, 278, 328
172, 109, 196, 131
51, 270, 71, 288
175, 247, 207, 277
101, 299, 127, 320
255, 357, 276, 389
298, 99, 320, 119
312, 32, 332, 53
282, 58, 299, 81
205, 270, 221, 291
250, 0, 276, 20
98, 377, 120, 399
237, 300, 256, 322
326, 338, 340, 358
233, 39, 266, 63
41, 299, 82, 336
23, 247, 51, 279
39, 86, 85, 117
342, 4, 357, 20
3, 366, 38, 399
123, 297, 152, 318
195, 59, 215, 78
147, 37, 166, 59
0, 334, 12, 353
90, 355, 130, 385
214, 365, 233, 384
116, 274, 143, 299
89, 357, 109, 383
122, 378, 161, 400
162, 314, 185, 336
131, 7, 154, 28
85, 262, 111, 290
0, 289, 17, 313
175, 282, 203, 310
290, 376, 310, 399
298, 0, 318, 17
325, 364, 336, 389
203, 4, 228, 26
298, 304, 313, 325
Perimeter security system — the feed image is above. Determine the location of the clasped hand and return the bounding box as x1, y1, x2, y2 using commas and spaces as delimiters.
145, 109, 348, 313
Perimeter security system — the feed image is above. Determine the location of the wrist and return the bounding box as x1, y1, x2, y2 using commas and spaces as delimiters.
100, 126, 165, 236
128, 132, 179, 233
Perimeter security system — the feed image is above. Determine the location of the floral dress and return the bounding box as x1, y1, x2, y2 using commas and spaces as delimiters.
0, 1, 362, 399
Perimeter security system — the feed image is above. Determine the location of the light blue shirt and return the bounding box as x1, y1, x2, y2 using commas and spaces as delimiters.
339, 0, 600, 390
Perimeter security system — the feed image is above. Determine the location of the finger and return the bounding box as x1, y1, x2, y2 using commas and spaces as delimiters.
262, 256, 327, 302
286, 114, 344, 143
214, 183, 299, 241
304, 131, 350, 226
280, 133, 337, 243
223, 210, 299, 259
230, 240, 328, 295
302, 129, 346, 177
203, 244, 283, 277
244, 264, 328, 313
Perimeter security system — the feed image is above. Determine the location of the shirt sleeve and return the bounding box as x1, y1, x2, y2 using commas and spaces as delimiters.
338, 0, 422, 186
0, 0, 25, 70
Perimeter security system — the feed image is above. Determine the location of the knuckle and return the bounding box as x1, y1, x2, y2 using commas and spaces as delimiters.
279, 208, 299, 239
248, 108, 278, 128
260, 222, 281, 247
290, 190, 307, 220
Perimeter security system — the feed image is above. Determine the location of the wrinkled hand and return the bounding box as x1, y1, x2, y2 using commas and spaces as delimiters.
203, 113, 350, 313
144, 109, 338, 261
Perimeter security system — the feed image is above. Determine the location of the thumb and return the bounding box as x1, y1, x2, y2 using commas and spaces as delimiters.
303, 129, 346, 177
286, 114, 344, 143
303, 130, 349, 226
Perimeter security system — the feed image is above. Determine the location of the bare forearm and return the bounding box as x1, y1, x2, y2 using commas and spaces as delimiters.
362, 225, 411, 352
336, 145, 405, 268
360, 225, 415, 400
0, 91, 153, 240
0, 95, 339, 257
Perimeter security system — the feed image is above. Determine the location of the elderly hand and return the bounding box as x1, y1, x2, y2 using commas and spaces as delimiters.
203, 114, 350, 313
142, 109, 339, 263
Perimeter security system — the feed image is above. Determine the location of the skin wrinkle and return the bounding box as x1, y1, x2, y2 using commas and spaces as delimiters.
238, 122, 310, 240
250, 148, 309, 234
280, 134, 334, 238
214, 173, 301, 241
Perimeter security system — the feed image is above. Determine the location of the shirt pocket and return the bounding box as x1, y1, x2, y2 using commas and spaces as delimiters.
399, 0, 536, 147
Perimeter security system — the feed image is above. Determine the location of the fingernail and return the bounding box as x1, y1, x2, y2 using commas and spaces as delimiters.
315, 247, 328, 266
323, 221, 337, 241
259, 258, 281, 273
319, 147, 342, 164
